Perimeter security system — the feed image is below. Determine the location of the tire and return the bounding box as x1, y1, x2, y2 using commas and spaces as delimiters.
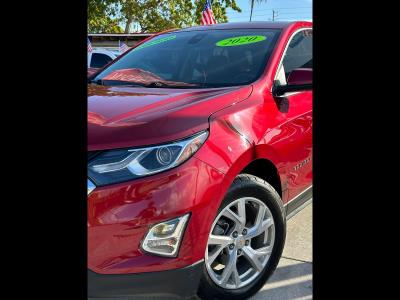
198, 174, 286, 300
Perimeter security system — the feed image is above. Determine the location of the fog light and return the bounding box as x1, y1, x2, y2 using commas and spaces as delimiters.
141, 214, 190, 257
152, 223, 177, 237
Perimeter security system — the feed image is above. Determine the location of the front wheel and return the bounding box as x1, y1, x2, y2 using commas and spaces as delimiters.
198, 174, 286, 300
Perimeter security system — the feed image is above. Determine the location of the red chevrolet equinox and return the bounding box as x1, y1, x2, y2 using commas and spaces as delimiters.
88, 21, 312, 299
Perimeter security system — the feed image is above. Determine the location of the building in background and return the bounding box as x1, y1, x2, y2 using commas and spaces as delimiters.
88, 33, 154, 53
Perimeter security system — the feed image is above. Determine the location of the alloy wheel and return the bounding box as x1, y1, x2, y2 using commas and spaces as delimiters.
205, 197, 275, 290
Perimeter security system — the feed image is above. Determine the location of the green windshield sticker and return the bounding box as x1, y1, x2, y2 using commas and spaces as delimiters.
216, 35, 266, 47
134, 35, 176, 51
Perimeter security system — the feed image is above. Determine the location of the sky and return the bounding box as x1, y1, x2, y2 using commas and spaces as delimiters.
226, 0, 312, 22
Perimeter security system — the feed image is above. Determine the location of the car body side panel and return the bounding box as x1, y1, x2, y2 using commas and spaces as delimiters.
194, 89, 312, 206
194, 90, 292, 204
276, 92, 312, 199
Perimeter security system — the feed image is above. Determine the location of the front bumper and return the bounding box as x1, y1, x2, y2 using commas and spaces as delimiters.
88, 261, 204, 299
88, 156, 224, 275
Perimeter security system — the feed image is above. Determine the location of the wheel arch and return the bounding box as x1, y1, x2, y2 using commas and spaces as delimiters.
240, 158, 283, 198
212, 145, 287, 206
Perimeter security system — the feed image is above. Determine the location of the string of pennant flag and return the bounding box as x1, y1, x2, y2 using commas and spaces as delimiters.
87, 38, 131, 54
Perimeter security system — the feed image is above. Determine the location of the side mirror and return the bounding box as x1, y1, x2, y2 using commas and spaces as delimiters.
272, 68, 312, 96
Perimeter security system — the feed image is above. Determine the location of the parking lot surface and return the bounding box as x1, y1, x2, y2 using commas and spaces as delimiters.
251, 203, 312, 300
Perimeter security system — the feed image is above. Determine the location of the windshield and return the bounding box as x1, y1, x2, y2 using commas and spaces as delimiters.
93, 28, 281, 88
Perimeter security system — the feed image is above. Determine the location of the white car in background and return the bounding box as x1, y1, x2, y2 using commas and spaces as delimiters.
88, 48, 118, 69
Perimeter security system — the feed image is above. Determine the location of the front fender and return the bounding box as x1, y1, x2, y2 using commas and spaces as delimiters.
194, 91, 288, 205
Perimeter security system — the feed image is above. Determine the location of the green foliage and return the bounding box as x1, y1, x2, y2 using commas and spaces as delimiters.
194, 0, 241, 25
88, 17, 124, 33
88, 0, 123, 33
88, 0, 243, 33
120, 0, 195, 33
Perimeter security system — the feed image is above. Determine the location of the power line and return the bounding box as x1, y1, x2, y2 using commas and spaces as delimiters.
229, 12, 311, 20
228, 7, 311, 20
229, 12, 311, 18
230, 7, 311, 13
276, 11, 312, 15
274, 18, 312, 21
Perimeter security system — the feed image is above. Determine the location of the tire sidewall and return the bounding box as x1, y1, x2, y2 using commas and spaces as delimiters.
198, 175, 286, 300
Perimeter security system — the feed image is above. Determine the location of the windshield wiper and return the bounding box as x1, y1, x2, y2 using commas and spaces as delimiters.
145, 81, 199, 89
89, 78, 103, 85
89, 78, 202, 89
90, 79, 149, 87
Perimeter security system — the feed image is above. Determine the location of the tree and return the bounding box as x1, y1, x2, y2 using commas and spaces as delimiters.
120, 0, 195, 33
88, 16, 124, 33
120, 0, 241, 33
194, 0, 241, 25
249, 0, 268, 22
88, 0, 243, 33
88, 0, 123, 33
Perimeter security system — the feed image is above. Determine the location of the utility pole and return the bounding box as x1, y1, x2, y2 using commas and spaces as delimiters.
250, 0, 255, 21
272, 10, 278, 21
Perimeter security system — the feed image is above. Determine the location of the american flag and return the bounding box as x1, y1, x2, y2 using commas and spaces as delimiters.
119, 41, 130, 54
87, 37, 93, 53
201, 0, 217, 25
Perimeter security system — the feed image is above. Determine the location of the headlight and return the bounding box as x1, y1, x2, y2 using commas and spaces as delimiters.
88, 131, 208, 186
141, 214, 190, 257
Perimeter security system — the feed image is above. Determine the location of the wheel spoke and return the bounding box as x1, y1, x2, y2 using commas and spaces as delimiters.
208, 234, 234, 248
265, 223, 275, 244
255, 245, 273, 256
223, 208, 245, 227
237, 199, 246, 226
208, 246, 223, 265
232, 268, 241, 287
242, 246, 264, 272
220, 250, 238, 286
255, 204, 266, 226
247, 217, 273, 239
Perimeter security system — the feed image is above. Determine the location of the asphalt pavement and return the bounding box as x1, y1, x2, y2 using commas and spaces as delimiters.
251, 202, 313, 300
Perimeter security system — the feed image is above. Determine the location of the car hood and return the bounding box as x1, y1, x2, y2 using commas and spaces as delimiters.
88, 84, 253, 151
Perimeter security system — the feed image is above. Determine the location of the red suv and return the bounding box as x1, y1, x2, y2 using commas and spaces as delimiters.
88, 21, 312, 299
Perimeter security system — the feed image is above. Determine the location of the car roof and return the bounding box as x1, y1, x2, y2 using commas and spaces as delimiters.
92, 48, 118, 58
177, 21, 312, 32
